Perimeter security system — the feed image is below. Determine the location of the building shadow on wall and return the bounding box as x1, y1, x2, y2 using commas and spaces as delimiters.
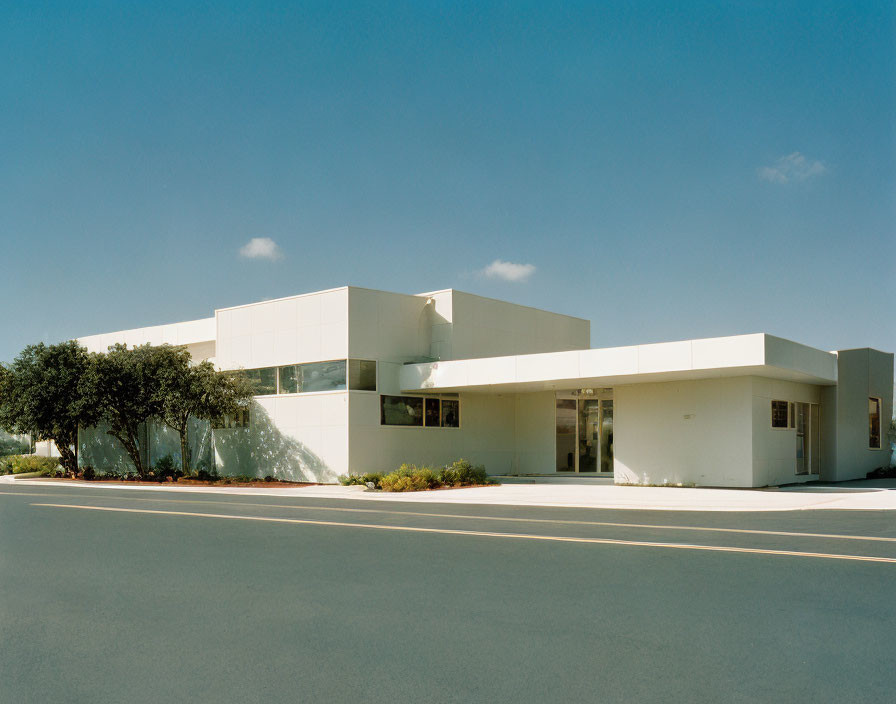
212, 402, 335, 483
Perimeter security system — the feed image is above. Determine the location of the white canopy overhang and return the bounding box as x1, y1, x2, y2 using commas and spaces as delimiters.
400, 333, 838, 394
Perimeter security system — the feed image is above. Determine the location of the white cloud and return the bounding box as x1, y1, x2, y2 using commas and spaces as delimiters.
239, 237, 283, 261
758, 152, 827, 184
480, 259, 536, 283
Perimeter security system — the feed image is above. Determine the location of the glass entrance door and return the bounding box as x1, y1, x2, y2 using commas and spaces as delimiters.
795, 402, 821, 476
556, 394, 614, 474
578, 400, 601, 472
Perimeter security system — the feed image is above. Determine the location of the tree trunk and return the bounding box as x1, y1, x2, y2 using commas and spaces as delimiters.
54, 440, 77, 475
108, 429, 144, 477
179, 428, 192, 476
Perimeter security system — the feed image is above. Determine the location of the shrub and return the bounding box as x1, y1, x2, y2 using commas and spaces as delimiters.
438, 459, 490, 487
339, 472, 384, 488
153, 455, 183, 482
81, 466, 96, 481
380, 464, 440, 492
0, 455, 61, 475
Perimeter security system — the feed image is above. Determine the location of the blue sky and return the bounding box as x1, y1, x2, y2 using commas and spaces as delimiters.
1, 1, 893, 363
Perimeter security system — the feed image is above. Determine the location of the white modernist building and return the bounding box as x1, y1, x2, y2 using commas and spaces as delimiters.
73, 286, 893, 487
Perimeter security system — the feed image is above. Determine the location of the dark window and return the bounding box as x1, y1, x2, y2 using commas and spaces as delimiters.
771, 400, 789, 428
425, 398, 440, 426
441, 399, 460, 428
380, 395, 424, 426
243, 368, 277, 396
349, 360, 377, 391
869, 397, 882, 449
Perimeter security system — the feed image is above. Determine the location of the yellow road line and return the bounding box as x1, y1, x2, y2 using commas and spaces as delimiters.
32, 503, 896, 564
7, 490, 896, 544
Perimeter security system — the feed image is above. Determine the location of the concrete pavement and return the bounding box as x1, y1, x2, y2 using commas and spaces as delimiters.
7, 474, 896, 511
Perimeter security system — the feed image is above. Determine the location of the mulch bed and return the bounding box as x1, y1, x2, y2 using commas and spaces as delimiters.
41, 477, 317, 488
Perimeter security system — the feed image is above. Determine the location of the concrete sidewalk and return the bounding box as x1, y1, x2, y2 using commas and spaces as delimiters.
7, 475, 896, 511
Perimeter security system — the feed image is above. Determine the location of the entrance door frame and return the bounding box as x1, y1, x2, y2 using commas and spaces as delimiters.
556, 390, 614, 475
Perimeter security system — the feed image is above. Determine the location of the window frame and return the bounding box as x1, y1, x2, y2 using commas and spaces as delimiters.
771, 400, 790, 429
869, 396, 882, 450
380, 394, 425, 427
379, 394, 461, 429
440, 398, 460, 428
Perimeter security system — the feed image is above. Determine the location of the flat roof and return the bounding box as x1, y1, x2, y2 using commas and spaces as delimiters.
399, 333, 839, 393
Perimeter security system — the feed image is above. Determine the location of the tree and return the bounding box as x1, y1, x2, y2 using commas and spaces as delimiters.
0, 341, 98, 473
153, 346, 253, 473
87, 343, 167, 478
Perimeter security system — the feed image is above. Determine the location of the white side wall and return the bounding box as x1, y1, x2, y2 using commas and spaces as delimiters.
827, 349, 894, 480
614, 377, 754, 487
212, 288, 351, 481
348, 288, 432, 363
213, 395, 346, 482
434, 291, 589, 361
513, 392, 556, 474
750, 377, 823, 486
79, 317, 215, 356
216, 287, 349, 369
347, 391, 517, 474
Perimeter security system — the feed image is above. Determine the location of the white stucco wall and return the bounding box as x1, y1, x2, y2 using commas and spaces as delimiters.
512, 391, 556, 474
826, 348, 894, 481
750, 377, 823, 486
347, 391, 517, 475
614, 377, 754, 487
348, 288, 433, 363
79, 317, 215, 355
427, 290, 590, 361
213, 394, 346, 482
215, 287, 349, 370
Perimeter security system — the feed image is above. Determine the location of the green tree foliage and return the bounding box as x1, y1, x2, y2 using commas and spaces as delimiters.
0, 341, 98, 473
153, 346, 253, 473
86, 343, 167, 478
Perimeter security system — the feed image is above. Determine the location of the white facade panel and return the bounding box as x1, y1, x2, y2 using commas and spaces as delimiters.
614, 378, 754, 487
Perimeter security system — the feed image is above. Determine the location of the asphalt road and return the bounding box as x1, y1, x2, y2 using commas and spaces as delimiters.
2, 484, 895, 703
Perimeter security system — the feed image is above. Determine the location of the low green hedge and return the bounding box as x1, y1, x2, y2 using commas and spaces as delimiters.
0, 454, 61, 475
339, 459, 494, 492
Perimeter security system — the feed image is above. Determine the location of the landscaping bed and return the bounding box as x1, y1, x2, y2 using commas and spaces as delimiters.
340, 459, 497, 492
39, 475, 316, 488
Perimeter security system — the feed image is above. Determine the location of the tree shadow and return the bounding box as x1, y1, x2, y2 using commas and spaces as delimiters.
212, 402, 335, 482
79, 422, 139, 474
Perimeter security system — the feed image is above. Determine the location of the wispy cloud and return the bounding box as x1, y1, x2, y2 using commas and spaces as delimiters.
758, 152, 827, 184
239, 237, 283, 261
480, 259, 536, 283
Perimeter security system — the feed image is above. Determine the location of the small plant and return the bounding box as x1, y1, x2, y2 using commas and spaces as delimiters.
81, 466, 96, 481
380, 464, 440, 492
341, 460, 492, 492
439, 459, 490, 487
339, 472, 384, 488
0, 455, 61, 475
